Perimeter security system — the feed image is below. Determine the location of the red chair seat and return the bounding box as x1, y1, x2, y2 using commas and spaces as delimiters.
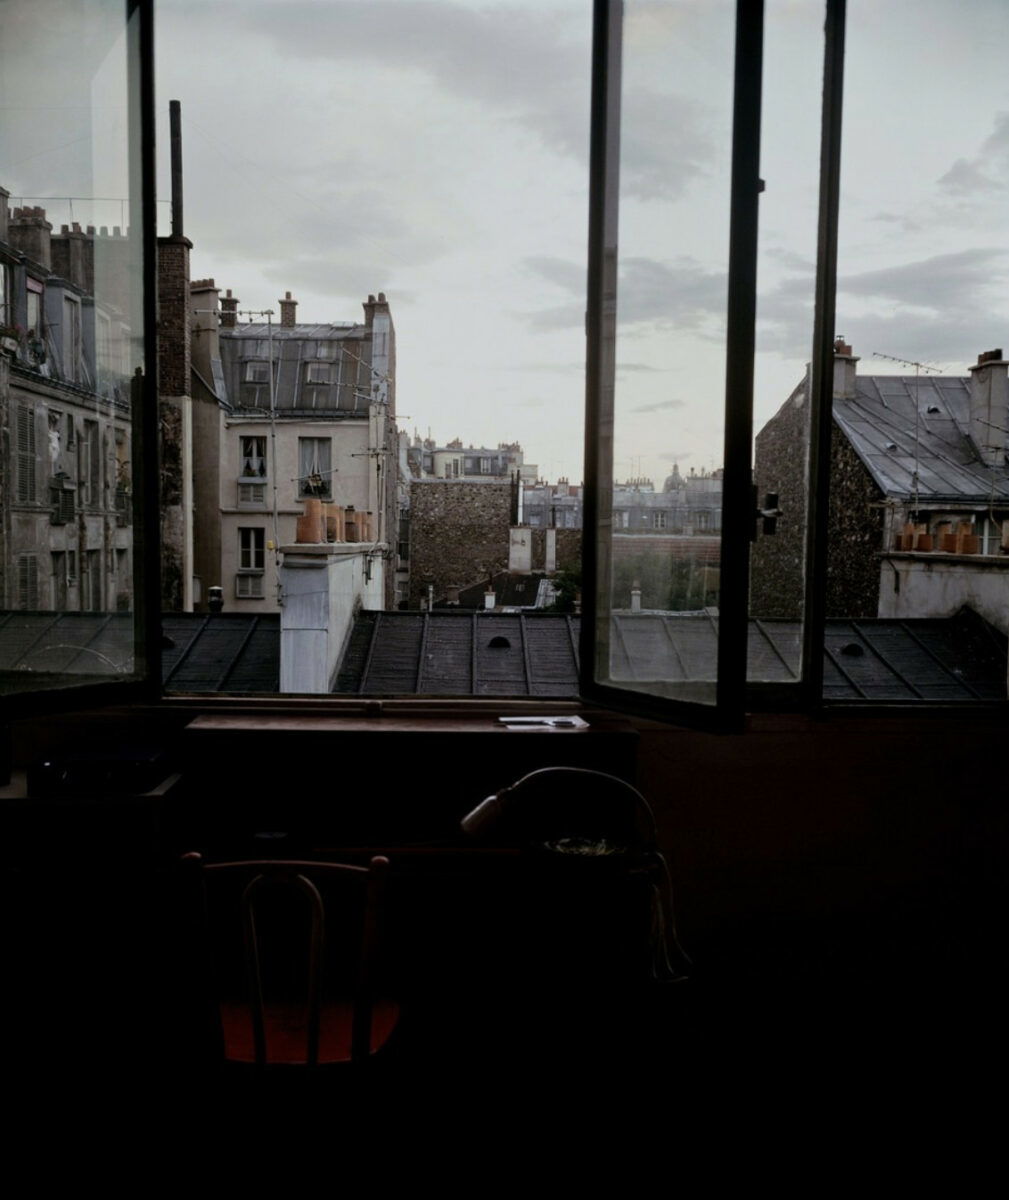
219, 999, 400, 1065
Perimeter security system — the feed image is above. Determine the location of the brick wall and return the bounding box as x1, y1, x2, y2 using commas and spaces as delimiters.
409, 481, 512, 606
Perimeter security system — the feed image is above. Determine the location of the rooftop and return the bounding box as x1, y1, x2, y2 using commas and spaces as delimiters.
835, 374, 1009, 503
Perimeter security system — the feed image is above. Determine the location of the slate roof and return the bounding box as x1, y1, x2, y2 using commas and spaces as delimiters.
220, 323, 375, 416
835, 375, 1009, 503
0, 612, 280, 693
335, 607, 1006, 701
3, 608, 1000, 701
335, 611, 582, 696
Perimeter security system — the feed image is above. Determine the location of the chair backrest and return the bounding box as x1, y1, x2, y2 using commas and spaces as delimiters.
181, 853, 391, 1068
460, 767, 690, 982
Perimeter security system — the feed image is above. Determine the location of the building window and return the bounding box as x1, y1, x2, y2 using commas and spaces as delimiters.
236, 573, 264, 599
298, 437, 332, 498
0, 260, 10, 327
240, 435, 267, 479
653, 512, 667, 530
238, 526, 265, 572
62, 295, 81, 382
51, 551, 68, 609
238, 483, 266, 506
305, 362, 332, 384
49, 484, 75, 525
245, 360, 270, 384
16, 406, 36, 503
79, 420, 100, 507
18, 555, 39, 610
26, 277, 44, 340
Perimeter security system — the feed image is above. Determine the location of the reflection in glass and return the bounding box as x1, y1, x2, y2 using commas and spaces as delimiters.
0, 1, 145, 693
748, 0, 824, 684
600, 0, 735, 703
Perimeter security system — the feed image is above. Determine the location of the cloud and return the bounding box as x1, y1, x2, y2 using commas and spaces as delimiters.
629, 398, 684, 413
937, 157, 1002, 194
936, 112, 1009, 196
522, 254, 726, 333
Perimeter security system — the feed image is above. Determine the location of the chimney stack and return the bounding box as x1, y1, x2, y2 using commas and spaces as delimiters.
279, 290, 298, 328
220, 288, 239, 329
9, 205, 52, 270
968, 348, 1009, 467
832, 336, 859, 400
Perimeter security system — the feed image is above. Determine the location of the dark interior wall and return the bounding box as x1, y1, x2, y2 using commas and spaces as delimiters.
9, 704, 1004, 964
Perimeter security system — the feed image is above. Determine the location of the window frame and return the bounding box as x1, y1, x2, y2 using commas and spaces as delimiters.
0, 0, 160, 722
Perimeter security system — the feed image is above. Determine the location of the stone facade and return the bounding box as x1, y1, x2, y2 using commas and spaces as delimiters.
408, 480, 512, 607
752, 377, 886, 620
750, 378, 809, 619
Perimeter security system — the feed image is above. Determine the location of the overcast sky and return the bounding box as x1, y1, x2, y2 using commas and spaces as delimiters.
152, 0, 1009, 485
4, 1, 1005, 489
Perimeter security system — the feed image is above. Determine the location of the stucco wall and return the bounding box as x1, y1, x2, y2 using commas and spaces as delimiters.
877, 553, 1009, 634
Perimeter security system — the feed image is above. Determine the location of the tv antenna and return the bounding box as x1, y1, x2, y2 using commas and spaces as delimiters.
872, 349, 943, 514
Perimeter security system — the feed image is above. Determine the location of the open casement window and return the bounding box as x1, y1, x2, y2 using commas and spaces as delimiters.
0, 0, 159, 716
581, 0, 844, 728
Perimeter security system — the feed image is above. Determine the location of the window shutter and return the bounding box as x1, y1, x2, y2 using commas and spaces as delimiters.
18, 555, 39, 609
17, 407, 36, 503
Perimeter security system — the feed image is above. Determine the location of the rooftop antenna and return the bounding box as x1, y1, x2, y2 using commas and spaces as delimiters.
872, 350, 942, 515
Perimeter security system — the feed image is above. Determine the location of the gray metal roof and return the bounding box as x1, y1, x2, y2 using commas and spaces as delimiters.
219, 323, 375, 417
335, 607, 1005, 701
0, 612, 279, 693
835, 375, 1009, 502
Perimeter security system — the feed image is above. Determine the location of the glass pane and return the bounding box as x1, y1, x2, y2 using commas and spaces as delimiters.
749, 0, 824, 683
824, 0, 1009, 701
596, 0, 736, 705
0, 1, 147, 695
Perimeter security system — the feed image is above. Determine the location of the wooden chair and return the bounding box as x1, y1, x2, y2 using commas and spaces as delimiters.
180, 853, 398, 1071
460, 766, 691, 984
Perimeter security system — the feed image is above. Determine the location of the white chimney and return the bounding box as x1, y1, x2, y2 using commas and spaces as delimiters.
968, 348, 1009, 468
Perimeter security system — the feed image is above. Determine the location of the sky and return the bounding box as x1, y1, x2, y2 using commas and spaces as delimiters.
4, 0, 1008, 490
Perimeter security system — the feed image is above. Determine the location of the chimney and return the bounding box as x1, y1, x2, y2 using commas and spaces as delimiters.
630, 581, 642, 612
190, 277, 221, 368
9, 205, 52, 270
832, 336, 859, 400
968, 348, 1009, 468
362, 291, 389, 327
220, 288, 239, 329
279, 290, 297, 328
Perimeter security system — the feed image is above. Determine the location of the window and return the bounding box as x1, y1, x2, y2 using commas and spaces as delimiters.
16, 406, 36, 503
240, 436, 267, 479
51, 551, 68, 610
238, 483, 266, 506
236, 573, 264, 599
62, 295, 81, 382
18, 555, 39, 610
238, 527, 265, 572
0, 261, 10, 327
305, 362, 332, 384
245, 361, 270, 383
79, 420, 100, 507
237, 527, 265, 599
26, 278, 44, 339
49, 484, 75, 525
653, 512, 667, 531
298, 437, 331, 498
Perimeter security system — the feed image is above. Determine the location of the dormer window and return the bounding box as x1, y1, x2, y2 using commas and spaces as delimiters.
62, 295, 81, 382
245, 360, 270, 383
305, 361, 332, 384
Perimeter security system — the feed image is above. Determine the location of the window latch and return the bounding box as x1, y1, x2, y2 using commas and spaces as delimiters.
752, 488, 783, 539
